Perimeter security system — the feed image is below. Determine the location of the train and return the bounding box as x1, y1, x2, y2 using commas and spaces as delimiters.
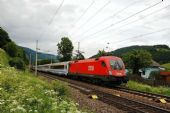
36, 56, 128, 85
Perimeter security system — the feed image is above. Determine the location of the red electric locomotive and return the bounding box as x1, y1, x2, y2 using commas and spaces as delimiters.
68, 56, 128, 83
37, 56, 128, 84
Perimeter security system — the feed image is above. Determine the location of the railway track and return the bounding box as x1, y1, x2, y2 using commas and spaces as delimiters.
38, 72, 170, 113
115, 86, 170, 103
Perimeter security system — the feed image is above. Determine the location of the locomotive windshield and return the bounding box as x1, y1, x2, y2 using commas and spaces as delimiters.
110, 60, 124, 70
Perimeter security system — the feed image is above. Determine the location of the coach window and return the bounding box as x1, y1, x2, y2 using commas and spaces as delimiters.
51, 65, 64, 69
101, 61, 106, 67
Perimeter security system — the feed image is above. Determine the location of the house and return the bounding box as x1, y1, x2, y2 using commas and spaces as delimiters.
139, 60, 165, 79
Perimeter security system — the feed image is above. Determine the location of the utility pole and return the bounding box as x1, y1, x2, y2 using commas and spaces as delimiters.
51, 56, 52, 64
77, 42, 80, 58
76, 42, 84, 59
35, 40, 38, 76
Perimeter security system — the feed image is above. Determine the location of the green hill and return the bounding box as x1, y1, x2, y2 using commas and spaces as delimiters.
0, 48, 9, 66
161, 63, 170, 70
110, 45, 170, 64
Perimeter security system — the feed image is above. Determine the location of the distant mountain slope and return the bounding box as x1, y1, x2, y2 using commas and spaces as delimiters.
22, 47, 58, 63
91, 45, 170, 64
111, 45, 170, 64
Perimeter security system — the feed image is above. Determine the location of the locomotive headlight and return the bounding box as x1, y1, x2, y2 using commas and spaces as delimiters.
108, 71, 112, 75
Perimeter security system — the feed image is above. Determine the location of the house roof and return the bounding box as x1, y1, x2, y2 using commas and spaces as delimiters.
150, 60, 160, 67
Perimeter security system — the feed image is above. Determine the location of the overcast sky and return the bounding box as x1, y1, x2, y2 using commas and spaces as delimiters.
0, 0, 170, 58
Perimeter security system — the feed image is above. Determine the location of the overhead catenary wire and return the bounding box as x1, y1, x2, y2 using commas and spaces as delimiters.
89, 28, 170, 50
48, 0, 65, 25
112, 28, 170, 44
78, 0, 164, 42
71, 0, 111, 36
86, 4, 170, 42
69, 0, 95, 35
39, 0, 65, 39
73, 0, 140, 37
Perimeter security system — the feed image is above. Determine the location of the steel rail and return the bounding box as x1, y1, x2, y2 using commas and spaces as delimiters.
38, 72, 170, 113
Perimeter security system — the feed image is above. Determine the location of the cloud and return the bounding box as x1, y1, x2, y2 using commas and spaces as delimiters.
0, 0, 170, 58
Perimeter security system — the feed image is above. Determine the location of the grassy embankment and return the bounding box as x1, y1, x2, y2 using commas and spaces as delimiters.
126, 80, 170, 96
162, 63, 170, 71
0, 48, 84, 113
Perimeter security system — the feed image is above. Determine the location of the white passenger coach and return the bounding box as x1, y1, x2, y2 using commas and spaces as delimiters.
37, 62, 69, 75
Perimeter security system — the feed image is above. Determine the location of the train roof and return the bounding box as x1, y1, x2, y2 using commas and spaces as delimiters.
37, 61, 69, 67
37, 56, 121, 66
71, 56, 121, 63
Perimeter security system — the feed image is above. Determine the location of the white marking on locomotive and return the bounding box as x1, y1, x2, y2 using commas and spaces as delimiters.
88, 66, 94, 71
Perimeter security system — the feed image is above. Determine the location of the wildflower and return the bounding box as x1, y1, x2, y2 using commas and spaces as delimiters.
16, 106, 26, 112
0, 102, 4, 105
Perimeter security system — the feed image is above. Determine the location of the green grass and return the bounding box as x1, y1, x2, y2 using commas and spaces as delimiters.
0, 48, 88, 113
0, 48, 9, 66
126, 80, 170, 96
161, 63, 170, 71
0, 67, 85, 113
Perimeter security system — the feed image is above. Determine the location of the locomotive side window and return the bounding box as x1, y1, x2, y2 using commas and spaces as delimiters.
101, 61, 106, 67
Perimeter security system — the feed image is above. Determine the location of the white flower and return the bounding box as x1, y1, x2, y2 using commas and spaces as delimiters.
16, 106, 26, 112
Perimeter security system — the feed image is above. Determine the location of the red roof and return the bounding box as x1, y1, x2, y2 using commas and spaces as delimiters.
160, 71, 170, 76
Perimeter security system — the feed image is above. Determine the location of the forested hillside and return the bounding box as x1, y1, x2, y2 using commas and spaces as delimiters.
110, 45, 170, 64
0, 27, 27, 70
22, 47, 58, 63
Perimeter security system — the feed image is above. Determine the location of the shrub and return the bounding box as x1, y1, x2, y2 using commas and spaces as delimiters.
3, 42, 18, 57
0, 27, 11, 48
52, 80, 70, 97
9, 57, 26, 70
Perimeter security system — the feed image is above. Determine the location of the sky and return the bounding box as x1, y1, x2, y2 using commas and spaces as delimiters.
0, 0, 170, 58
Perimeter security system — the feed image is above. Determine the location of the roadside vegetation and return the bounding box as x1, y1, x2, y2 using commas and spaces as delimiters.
126, 80, 170, 96
0, 66, 83, 113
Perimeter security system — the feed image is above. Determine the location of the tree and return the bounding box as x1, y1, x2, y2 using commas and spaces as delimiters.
3, 42, 18, 57
9, 57, 26, 70
73, 52, 85, 60
0, 27, 11, 48
57, 37, 74, 61
122, 49, 152, 74
96, 49, 107, 57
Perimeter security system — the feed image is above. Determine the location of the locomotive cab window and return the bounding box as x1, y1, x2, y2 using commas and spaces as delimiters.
101, 61, 106, 67
110, 60, 124, 70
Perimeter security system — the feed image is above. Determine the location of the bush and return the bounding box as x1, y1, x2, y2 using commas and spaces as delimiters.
9, 57, 26, 70
3, 42, 18, 57
0, 27, 11, 48
52, 80, 70, 97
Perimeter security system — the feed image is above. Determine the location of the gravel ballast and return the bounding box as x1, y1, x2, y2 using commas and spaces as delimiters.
70, 87, 126, 113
